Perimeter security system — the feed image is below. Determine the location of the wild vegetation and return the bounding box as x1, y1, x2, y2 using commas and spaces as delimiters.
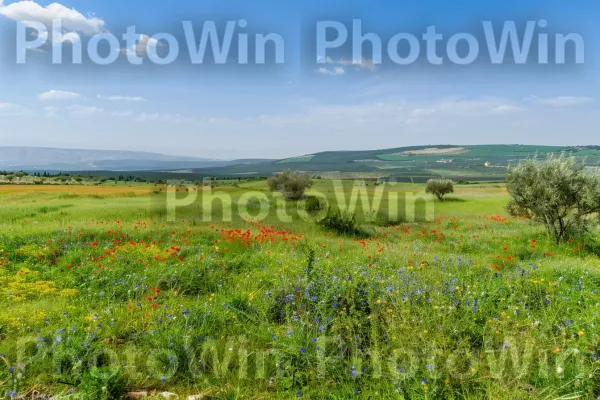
0, 174, 599, 399
425, 179, 455, 201
506, 156, 600, 243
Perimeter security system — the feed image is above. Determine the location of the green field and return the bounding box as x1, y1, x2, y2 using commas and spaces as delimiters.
1, 181, 600, 399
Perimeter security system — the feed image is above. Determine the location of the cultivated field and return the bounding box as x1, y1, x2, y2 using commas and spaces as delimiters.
1, 181, 599, 399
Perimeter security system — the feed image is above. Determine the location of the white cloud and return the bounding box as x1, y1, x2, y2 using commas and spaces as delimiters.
67, 104, 103, 118
122, 34, 163, 57
492, 105, 524, 114
0, 1, 104, 35
39, 90, 81, 101
528, 96, 594, 107
43, 105, 59, 118
411, 108, 436, 118
317, 57, 377, 73
98, 95, 147, 102
424, 98, 524, 117
135, 112, 193, 123
315, 66, 346, 76
111, 111, 134, 117
0, 102, 34, 116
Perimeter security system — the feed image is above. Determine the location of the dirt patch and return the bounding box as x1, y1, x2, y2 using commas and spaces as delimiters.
399, 147, 468, 156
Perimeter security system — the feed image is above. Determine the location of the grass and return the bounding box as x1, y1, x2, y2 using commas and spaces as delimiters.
1, 181, 600, 399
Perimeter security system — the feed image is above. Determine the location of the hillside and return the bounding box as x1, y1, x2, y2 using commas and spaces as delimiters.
164, 144, 600, 181
8, 145, 600, 181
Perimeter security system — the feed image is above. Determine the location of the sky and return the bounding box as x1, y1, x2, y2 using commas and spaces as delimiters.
0, 0, 598, 160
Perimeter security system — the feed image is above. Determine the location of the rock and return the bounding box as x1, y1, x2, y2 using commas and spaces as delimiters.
127, 392, 148, 399
160, 392, 179, 399
187, 395, 204, 400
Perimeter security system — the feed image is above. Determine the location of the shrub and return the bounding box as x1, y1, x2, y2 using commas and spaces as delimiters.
318, 210, 366, 237
303, 195, 325, 213
268, 170, 313, 200
425, 179, 454, 201
506, 155, 600, 243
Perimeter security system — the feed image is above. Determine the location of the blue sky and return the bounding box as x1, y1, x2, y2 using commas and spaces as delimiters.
0, 0, 598, 159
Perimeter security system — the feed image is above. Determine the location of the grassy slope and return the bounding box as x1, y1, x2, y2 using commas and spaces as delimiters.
0, 182, 599, 399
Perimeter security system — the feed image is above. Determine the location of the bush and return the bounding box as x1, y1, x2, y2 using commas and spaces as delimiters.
506, 155, 600, 243
425, 179, 454, 201
268, 170, 313, 200
318, 210, 366, 237
303, 195, 325, 213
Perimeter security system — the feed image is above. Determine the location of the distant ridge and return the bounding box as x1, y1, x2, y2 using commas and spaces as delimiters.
0, 147, 273, 171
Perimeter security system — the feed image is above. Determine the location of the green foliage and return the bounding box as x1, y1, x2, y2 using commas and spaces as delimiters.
373, 212, 405, 227
425, 179, 455, 200
4, 179, 600, 398
268, 170, 313, 200
302, 195, 325, 213
79, 368, 127, 400
506, 156, 600, 243
318, 210, 366, 237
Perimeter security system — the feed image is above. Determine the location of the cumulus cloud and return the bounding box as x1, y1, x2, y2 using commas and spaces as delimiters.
0, 0, 104, 35
122, 34, 163, 57
527, 96, 594, 107
98, 95, 147, 102
67, 104, 103, 118
39, 89, 81, 101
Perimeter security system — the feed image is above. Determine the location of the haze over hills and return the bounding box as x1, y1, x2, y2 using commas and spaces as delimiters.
2, 145, 600, 182
0, 147, 272, 171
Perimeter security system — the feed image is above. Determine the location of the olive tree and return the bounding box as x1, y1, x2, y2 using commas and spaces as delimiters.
268, 170, 313, 200
425, 179, 454, 201
506, 156, 600, 243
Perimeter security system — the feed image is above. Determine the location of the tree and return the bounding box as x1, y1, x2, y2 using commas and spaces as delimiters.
268, 170, 313, 200
506, 156, 600, 243
425, 179, 454, 201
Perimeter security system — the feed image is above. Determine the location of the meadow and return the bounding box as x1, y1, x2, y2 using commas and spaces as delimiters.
0, 181, 599, 399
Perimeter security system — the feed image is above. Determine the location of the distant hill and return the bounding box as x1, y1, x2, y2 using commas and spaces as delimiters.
87, 144, 599, 182
0, 147, 272, 171
5, 145, 600, 182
